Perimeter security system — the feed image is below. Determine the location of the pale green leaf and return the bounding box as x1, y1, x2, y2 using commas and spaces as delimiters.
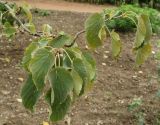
29, 48, 55, 90
98, 25, 106, 42
85, 13, 105, 48
25, 23, 36, 34
71, 70, 83, 96
73, 58, 89, 95
110, 31, 122, 58
42, 24, 52, 36
136, 43, 152, 66
21, 2, 32, 22
22, 42, 38, 71
3, 22, 16, 38
134, 14, 146, 49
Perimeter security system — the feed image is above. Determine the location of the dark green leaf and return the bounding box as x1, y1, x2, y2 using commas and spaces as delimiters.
50, 96, 71, 122
48, 67, 74, 104
29, 48, 55, 90
21, 74, 40, 111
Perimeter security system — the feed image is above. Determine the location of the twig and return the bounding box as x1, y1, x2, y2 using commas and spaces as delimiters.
65, 30, 85, 47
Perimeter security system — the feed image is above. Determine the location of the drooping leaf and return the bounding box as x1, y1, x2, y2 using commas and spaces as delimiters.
110, 31, 122, 58
142, 14, 152, 42
85, 13, 105, 48
73, 58, 89, 95
71, 70, 83, 96
50, 96, 71, 122
134, 14, 146, 49
22, 42, 38, 71
29, 48, 55, 91
45, 88, 54, 105
49, 34, 72, 48
98, 25, 106, 42
134, 14, 152, 50
21, 74, 40, 111
136, 43, 152, 66
48, 67, 74, 104
3, 22, 16, 38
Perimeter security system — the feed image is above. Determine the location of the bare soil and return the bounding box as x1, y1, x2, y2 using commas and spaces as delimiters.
0, 10, 160, 125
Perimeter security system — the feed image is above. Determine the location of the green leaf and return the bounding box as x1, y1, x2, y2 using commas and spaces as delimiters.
42, 24, 52, 36
38, 37, 49, 47
142, 14, 152, 42
50, 96, 71, 122
85, 13, 105, 48
29, 48, 55, 91
134, 14, 152, 49
25, 23, 36, 34
136, 43, 152, 66
98, 25, 106, 42
71, 70, 83, 96
73, 58, 89, 95
134, 15, 146, 49
49, 34, 72, 48
3, 22, 16, 38
21, 2, 32, 22
48, 67, 74, 104
128, 98, 142, 112
22, 42, 38, 71
110, 31, 122, 58
21, 74, 40, 111
45, 88, 54, 105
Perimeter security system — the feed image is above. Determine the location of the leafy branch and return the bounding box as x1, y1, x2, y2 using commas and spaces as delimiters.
0, 0, 153, 123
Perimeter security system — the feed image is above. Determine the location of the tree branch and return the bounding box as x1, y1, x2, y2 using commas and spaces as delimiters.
65, 30, 85, 47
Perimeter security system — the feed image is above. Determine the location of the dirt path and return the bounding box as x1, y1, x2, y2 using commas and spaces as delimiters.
7, 0, 114, 13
